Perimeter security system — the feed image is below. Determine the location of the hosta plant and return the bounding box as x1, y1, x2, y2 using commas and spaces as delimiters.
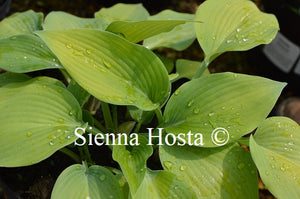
0, 0, 299, 198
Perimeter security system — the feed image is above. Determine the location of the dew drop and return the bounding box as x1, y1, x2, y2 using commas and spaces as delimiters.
66, 43, 73, 49
57, 118, 64, 124
76, 166, 81, 170
187, 100, 194, 107
208, 112, 215, 117
163, 161, 174, 170
265, 171, 269, 176
49, 140, 55, 146
67, 135, 71, 139
221, 106, 226, 110
174, 185, 179, 190
212, 36, 216, 40
236, 28, 241, 32
100, 174, 106, 181
86, 49, 91, 55
69, 110, 75, 116
179, 164, 187, 171
238, 163, 245, 170
24, 56, 28, 60
88, 126, 93, 130
27, 131, 32, 137
174, 89, 180, 96
193, 108, 200, 114
103, 59, 112, 68
288, 141, 294, 146
226, 39, 233, 43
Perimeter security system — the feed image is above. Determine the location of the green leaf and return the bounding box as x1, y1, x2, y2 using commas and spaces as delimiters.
174, 59, 209, 81
0, 77, 83, 167
0, 10, 43, 38
51, 163, 126, 199
67, 79, 90, 107
162, 72, 285, 147
36, 29, 170, 111
157, 54, 174, 74
95, 3, 149, 26
43, 11, 106, 30
143, 10, 196, 51
0, 34, 62, 72
159, 143, 258, 198
195, 0, 279, 63
0, 72, 31, 86
250, 117, 300, 198
106, 20, 187, 43
113, 136, 196, 198
113, 136, 153, 195
134, 169, 197, 199
128, 106, 155, 125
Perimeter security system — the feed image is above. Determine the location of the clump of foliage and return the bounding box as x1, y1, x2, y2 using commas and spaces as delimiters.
0, 0, 299, 198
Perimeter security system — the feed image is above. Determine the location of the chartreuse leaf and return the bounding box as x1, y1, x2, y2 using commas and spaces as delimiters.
143, 10, 196, 51
0, 72, 31, 86
159, 143, 258, 198
95, 3, 149, 26
36, 29, 170, 111
43, 11, 106, 30
250, 117, 300, 198
134, 169, 197, 199
170, 59, 210, 82
162, 72, 285, 147
195, 0, 279, 64
106, 20, 187, 43
0, 77, 83, 167
51, 163, 126, 199
0, 10, 43, 38
113, 136, 196, 198
0, 34, 62, 72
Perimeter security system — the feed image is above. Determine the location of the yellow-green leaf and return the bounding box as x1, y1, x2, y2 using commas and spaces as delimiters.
36, 29, 170, 111
0, 77, 83, 167
250, 117, 300, 198
0, 10, 43, 38
195, 0, 279, 63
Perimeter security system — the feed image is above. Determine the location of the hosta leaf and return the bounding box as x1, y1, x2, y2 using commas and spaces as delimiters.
113, 136, 153, 195
0, 72, 31, 86
106, 20, 187, 43
250, 117, 300, 198
162, 72, 285, 147
43, 11, 106, 30
128, 106, 155, 125
143, 10, 196, 51
51, 163, 126, 199
0, 10, 43, 38
174, 59, 209, 81
134, 169, 197, 199
195, 0, 279, 63
0, 34, 62, 72
113, 136, 196, 198
95, 3, 149, 26
36, 29, 170, 111
67, 79, 90, 107
0, 77, 83, 167
159, 143, 258, 198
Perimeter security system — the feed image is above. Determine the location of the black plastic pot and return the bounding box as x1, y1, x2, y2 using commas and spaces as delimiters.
0, 0, 12, 20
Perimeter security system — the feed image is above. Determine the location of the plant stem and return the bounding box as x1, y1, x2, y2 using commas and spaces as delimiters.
83, 144, 93, 165
134, 121, 142, 133
59, 147, 81, 163
93, 118, 106, 132
193, 59, 209, 79
155, 108, 163, 125
112, 105, 118, 129
101, 102, 114, 130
